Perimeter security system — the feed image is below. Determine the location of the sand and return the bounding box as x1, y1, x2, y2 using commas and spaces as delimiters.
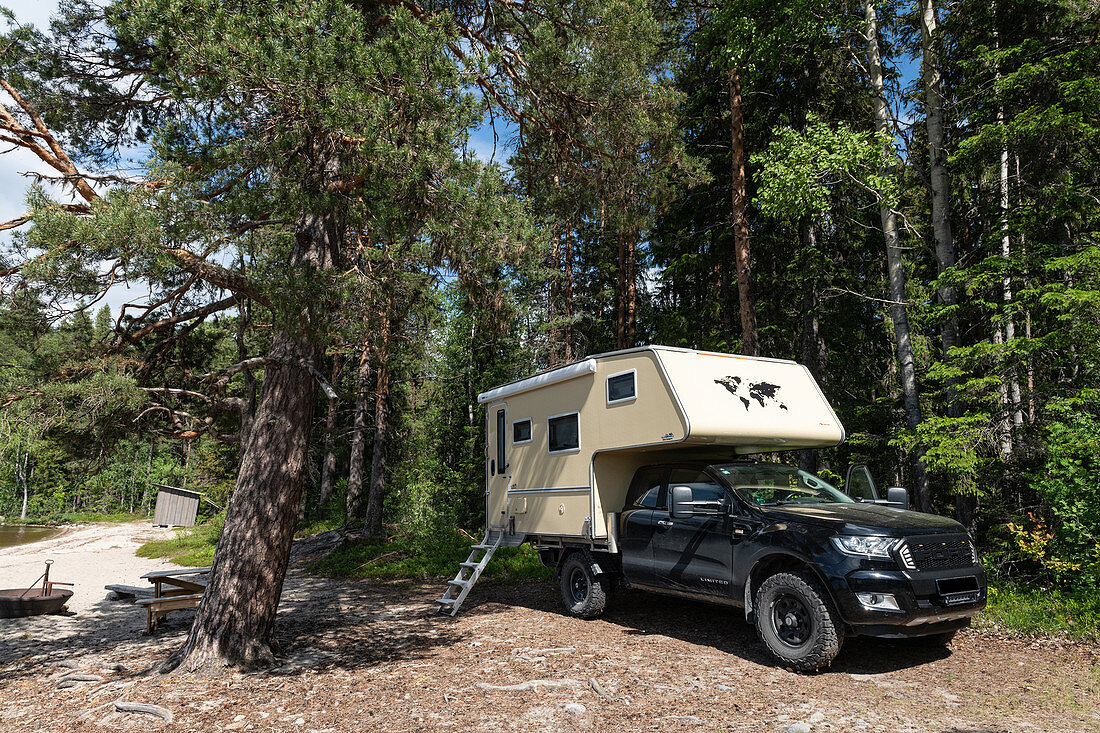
0, 521, 187, 641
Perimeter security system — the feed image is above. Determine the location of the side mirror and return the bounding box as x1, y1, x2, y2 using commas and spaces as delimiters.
670, 485, 694, 519
886, 486, 909, 510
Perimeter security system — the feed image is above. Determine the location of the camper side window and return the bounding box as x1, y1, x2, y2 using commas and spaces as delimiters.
547, 412, 580, 453
512, 419, 532, 444
495, 408, 506, 472
606, 370, 636, 404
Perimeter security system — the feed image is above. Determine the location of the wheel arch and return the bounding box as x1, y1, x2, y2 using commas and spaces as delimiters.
743, 551, 838, 624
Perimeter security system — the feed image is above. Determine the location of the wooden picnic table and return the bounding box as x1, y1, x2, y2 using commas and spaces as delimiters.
135, 567, 210, 633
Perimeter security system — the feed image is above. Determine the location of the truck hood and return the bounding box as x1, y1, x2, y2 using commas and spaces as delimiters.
756, 502, 965, 535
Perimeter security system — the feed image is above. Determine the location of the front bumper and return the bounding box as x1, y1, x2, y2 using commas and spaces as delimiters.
831, 565, 987, 638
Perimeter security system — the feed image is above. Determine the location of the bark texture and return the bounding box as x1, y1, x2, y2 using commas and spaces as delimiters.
317, 356, 342, 514
363, 314, 393, 539
163, 167, 341, 673
728, 68, 759, 356
346, 345, 371, 518
865, 0, 932, 511
919, 0, 962, 415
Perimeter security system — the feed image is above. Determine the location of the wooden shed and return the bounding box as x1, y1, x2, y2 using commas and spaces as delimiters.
152, 485, 201, 527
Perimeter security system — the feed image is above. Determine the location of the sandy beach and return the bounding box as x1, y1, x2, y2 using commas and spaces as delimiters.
0, 522, 188, 641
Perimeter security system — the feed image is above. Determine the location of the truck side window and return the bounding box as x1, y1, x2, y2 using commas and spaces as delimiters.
668, 468, 725, 505
626, 467, 666, 509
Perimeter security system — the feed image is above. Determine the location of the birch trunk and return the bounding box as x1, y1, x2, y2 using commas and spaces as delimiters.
865, 0, 932, 510
346, 346, 371, 518
317, 355, 342, 514
363, 314, 392, 539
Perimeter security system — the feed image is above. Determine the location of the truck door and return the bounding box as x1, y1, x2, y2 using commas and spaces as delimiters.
618, 465, 667, 588
486, 403, 509, 529
652, 467, 736, 598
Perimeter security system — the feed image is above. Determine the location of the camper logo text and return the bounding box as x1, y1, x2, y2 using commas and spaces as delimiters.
714, 376, 789, 411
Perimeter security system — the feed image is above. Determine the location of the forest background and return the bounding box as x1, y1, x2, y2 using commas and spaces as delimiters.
0, 0, 1097, 657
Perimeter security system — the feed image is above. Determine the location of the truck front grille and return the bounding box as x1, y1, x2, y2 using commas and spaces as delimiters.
902, 536, 975, 572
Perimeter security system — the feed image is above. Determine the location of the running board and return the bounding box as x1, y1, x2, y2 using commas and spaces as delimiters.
435, 529, 502, 616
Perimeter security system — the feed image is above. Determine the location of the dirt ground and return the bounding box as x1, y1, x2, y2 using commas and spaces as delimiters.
1, 525, 1098, 733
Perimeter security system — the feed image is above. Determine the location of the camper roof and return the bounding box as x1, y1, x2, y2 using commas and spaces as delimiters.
476, 345, 796, 405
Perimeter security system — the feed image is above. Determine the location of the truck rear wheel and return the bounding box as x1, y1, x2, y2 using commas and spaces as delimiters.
754, 571, 842, 671
559, 552, 609, 618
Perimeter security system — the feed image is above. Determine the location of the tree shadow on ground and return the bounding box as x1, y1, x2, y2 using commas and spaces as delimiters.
0, 575, 499, 682
468, 581, 952, 674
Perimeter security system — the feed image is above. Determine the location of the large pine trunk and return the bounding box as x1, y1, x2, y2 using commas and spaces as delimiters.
865, 0, 932, 511
728, 68, 759, 356
163, 202, 340, 673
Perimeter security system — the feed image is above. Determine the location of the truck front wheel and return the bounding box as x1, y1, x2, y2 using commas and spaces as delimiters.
559, 552, 609, 618
754, 571, 842, 671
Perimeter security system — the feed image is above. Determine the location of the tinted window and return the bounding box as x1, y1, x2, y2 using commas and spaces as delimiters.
626, 466, 666, 509
668, 468, 725, 504
495, 409, 505, 472
548, 413, 579, 452
607, 372, 636, 402
513, 419, 532, 444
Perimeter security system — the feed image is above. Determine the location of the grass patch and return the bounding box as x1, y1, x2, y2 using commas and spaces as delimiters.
295, 514, 347, 539
310, 530, 552, 583
136, 513, 223, 566
4, 511, 148, 525
981, 581, 1100, 641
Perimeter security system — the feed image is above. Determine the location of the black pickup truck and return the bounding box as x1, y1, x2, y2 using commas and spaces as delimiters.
539, 461, 986, 671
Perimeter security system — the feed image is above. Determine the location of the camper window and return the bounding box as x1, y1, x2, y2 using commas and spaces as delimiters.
512, 418, 532, 444
495, 408, 506, 472
606, 370, 636, 404
547, 412, 580, 453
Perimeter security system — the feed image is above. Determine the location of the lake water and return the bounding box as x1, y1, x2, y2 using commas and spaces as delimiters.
0, 525, 61, 549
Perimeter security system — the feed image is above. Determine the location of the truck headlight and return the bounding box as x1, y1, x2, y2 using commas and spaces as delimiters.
831, 535, 898, 560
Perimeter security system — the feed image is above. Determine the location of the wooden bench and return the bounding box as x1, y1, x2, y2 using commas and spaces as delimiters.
104, 584, 155, 600
135, 593, 204, 633
136, 567, 211, 633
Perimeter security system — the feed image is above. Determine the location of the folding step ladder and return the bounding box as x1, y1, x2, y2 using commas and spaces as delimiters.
435, 529, 502, 616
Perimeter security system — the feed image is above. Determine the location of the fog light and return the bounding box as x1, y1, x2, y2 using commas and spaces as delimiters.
856, 592, 901, 611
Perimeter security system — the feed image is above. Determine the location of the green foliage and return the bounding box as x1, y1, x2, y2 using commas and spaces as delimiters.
756, 116, 899, 220
136, 512, 225, 567
1016, 410, 1100, 587
310, 531, 549, 583
982, 582, 1100, 640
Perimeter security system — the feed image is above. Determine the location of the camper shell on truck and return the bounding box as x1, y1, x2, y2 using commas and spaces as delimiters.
478, 345, 845, 547
436, 346, 986, 671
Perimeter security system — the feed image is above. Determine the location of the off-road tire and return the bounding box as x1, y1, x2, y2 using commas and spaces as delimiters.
755, 571, 842, 671
559, 551, 609, 618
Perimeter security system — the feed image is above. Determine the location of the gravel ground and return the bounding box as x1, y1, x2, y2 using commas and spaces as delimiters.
1, 525, 1098, 732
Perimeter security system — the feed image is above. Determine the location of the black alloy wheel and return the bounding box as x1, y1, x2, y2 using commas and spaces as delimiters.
754, 571, 842, 671
558, 551, 609, 618
771, 593, 813, 647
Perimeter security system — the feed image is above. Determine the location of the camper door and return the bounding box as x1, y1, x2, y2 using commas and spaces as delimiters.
487, 402, 509, 528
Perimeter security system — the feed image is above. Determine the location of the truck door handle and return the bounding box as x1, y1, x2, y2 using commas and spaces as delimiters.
657, 520, 673, 528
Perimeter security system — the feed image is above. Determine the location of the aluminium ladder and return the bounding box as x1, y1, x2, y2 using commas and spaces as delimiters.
435, 529, 502, 616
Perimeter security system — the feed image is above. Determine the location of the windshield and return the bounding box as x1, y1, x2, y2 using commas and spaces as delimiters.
712, 463, 853, 506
